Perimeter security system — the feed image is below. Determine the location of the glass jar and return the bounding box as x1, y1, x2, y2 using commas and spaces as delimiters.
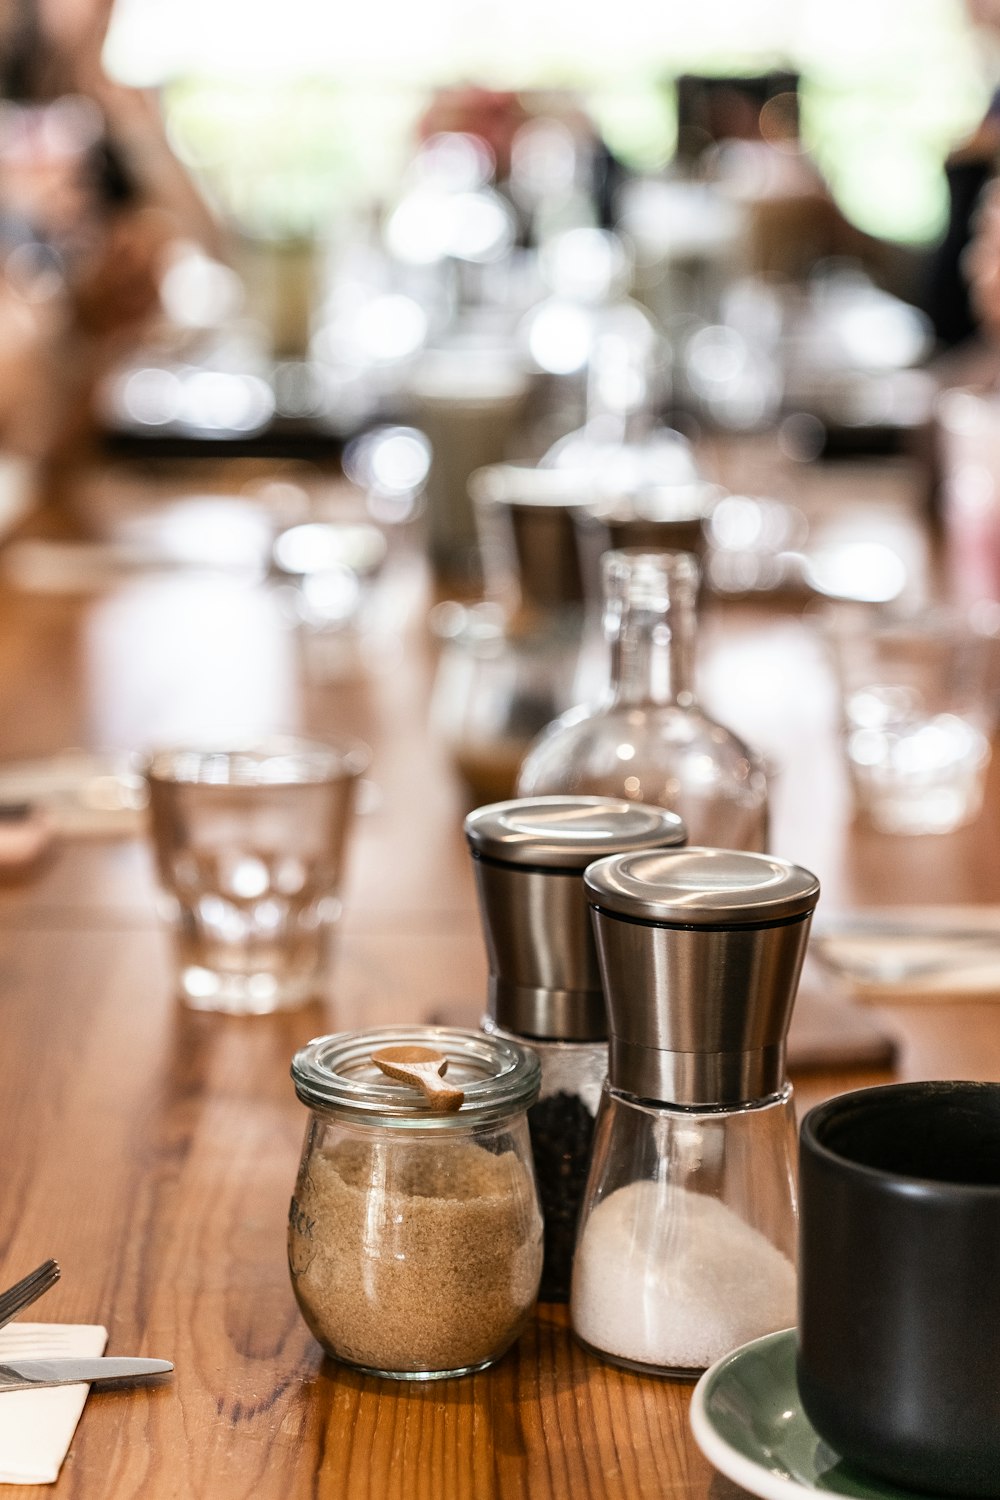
516, 548, 769, 851
289, 1025, 543, 1380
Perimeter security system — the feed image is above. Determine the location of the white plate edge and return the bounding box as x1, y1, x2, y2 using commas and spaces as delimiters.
689, 1329, 815, 1500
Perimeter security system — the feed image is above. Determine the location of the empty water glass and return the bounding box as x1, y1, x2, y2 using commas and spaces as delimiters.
820, 605, 1000, 835
146, 736, 369, 1012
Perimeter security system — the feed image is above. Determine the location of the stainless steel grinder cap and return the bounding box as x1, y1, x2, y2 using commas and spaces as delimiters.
584, 846, 820, 1105
464, 796, 686, 1041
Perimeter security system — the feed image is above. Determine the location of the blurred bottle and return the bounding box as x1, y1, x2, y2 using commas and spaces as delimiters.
431, 465, 588, 803
516, 549, 769, 850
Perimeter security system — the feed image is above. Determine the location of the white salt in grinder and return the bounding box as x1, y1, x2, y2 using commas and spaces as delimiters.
571, 846, 820, 1377
464, 795, 686, 1302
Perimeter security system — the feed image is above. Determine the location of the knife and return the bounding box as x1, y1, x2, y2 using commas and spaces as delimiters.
0, 1357, 173, 1392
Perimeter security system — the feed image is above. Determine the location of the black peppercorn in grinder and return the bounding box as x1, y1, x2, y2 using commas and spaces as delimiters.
463, 795, 686, 1302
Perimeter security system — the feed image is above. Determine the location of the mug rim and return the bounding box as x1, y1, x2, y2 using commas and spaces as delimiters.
801, 1079, 1000, 1196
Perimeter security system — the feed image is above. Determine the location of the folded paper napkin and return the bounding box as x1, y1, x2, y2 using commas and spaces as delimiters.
812, 908, 1000, 1002
0, 1323, 107, 1485
0, 753, 147, 838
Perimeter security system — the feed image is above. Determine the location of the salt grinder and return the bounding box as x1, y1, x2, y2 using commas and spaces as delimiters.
464, 795, 686, 1301
571, 846, 820, 1376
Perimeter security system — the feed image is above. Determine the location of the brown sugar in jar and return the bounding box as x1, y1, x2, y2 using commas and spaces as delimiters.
289, 1026, 543, 1379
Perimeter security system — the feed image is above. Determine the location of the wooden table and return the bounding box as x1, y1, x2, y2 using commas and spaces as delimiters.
1, 455, 998, 1498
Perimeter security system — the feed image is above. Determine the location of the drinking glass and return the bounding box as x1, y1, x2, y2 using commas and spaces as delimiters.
820, 604, 1000, 835
146, 736, 369, 1013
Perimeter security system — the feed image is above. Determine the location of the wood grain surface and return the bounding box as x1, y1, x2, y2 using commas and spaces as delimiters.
0, 457, 998, 1498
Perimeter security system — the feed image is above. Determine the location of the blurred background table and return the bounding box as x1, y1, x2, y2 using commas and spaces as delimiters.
0, 444, 998, 1500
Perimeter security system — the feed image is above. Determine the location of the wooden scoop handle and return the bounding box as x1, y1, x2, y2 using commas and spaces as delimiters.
371, 1045, 465, 1113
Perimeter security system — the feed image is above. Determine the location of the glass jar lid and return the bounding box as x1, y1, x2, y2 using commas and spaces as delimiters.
465, 795, 685, 871
291, 1025, 541, 1128
585, 846, 820, 926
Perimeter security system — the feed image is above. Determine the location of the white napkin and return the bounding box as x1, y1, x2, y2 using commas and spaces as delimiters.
0, 1323, 107, 1485
812, 908, 1000, 1001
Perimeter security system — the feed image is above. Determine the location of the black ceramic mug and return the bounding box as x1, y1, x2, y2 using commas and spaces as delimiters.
798, 1080, 1000, 1497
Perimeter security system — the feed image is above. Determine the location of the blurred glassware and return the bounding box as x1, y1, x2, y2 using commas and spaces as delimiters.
386, 182, 516, 270
431, 465, 591, 802
543, 418, 698, 489
471, 462, 587, 616
799, 541, 908, 605
508, 117, 594, 243
616, 177, 743, 338
407, 341, 532, 590
384, 132, 520, 322
699, 492, 909, 606
432, 600, 576, 804
271, 520, 388, 683
781, 265, 936, 445
680, 279, 785, 432
158, 243, 245, 330
573, 481, 719, 609
517, 549, 770, 851
342, 424, 432, 528
309, 277, 433, 437
519, 228, 667, 441
797, 264, 932, 374
817, 601, 1000, 835
704, 492, 807, 596
267, 432, 427, 684
147, 737, 370, 1013
98, 355, 276, 440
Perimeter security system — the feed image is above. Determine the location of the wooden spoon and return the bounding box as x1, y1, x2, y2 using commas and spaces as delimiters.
371, 1045, 465, 1113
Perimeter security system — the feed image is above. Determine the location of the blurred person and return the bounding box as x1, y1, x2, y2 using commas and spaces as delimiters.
677, 72, 900, 286
0, 0, 225, 461
416, 86, 529, 185
414, 85, 628, 234
924, 0, 1000, 348
964, 178, 1000, 338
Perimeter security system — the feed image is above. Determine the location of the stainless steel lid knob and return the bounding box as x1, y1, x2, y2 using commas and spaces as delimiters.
464, 796, 686, 1041
584, 846, 820, 1104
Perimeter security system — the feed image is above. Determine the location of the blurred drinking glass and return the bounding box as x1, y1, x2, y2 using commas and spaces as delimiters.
146, 736, 369, 1013
820, 605, 1000, 835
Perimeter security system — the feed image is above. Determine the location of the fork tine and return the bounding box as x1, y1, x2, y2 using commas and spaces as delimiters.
0, 1260, 61, 1330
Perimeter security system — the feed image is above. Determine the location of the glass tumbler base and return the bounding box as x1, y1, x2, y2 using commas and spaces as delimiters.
179, 964, 319, 1014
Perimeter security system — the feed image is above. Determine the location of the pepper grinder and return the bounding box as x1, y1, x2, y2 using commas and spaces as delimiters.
571, 846, 820, 1376
464, 795, 686, 1302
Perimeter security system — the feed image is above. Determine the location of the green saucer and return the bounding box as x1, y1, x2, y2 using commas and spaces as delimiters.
690, 1328, 944, 1500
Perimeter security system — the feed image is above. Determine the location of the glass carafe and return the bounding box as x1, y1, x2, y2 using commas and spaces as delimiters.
516, 549, 769, 850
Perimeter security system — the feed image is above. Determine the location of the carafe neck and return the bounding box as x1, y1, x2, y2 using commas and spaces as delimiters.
604, 550, 698, 708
